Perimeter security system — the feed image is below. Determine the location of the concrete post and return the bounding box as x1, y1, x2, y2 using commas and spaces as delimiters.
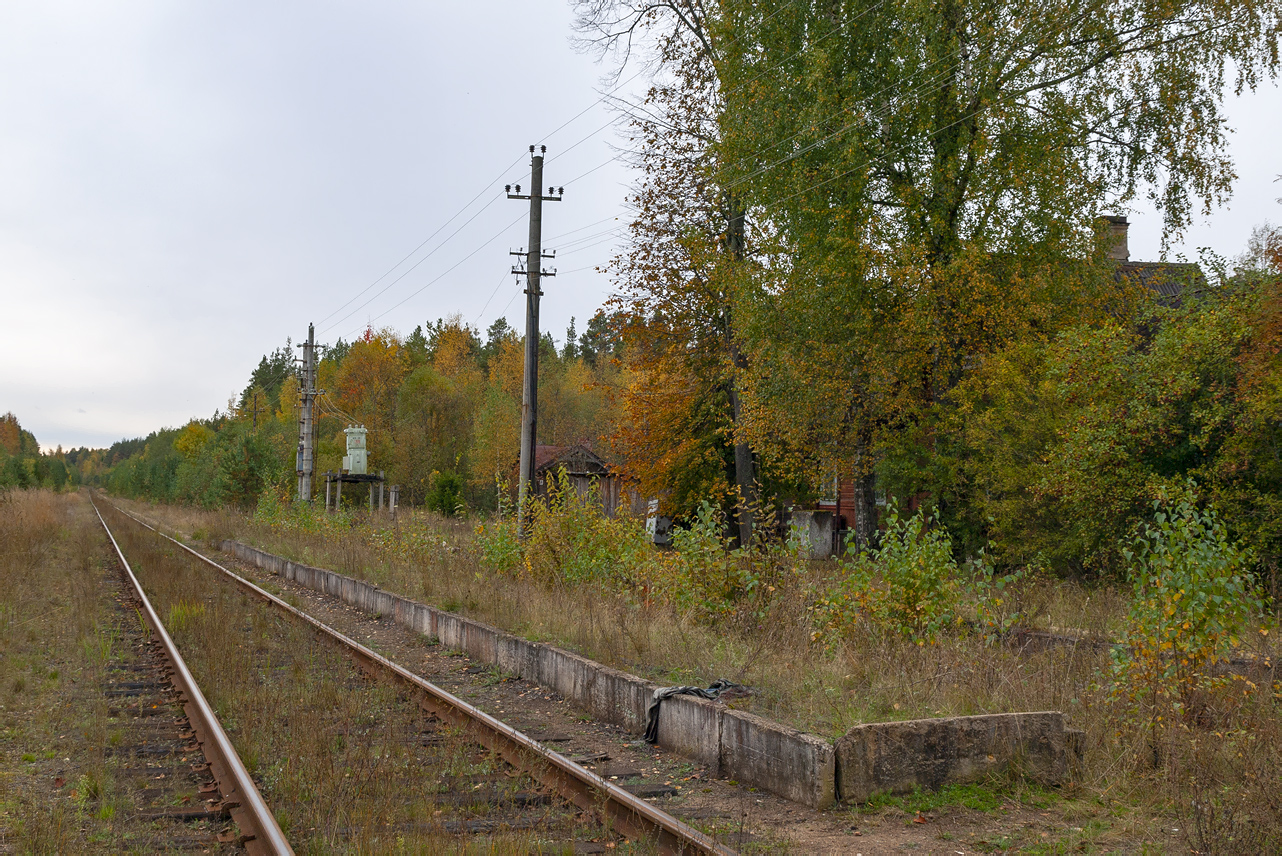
297, 323, 316, 503
507, 147, 561, 537
517, 150, 544, 536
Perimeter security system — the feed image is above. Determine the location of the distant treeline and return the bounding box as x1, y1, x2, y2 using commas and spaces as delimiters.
86, 252, 1282, 581
96, 312, 623, 513
0, 412, 96, 491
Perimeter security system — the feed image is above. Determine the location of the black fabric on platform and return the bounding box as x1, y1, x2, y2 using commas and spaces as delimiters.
643, 679, 743, 744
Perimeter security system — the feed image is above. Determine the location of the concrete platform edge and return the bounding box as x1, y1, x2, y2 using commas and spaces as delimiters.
219, 539, 836, 808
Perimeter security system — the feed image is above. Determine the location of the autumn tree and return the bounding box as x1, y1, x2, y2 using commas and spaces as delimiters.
470, 330, 524, 500
713, 1, 1280, 533
574, 5, 770, 531
327, 327, 409, 474
578, 0, 1281, 546
391, 316, 484, 504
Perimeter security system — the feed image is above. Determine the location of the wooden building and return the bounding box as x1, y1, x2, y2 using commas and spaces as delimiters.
532, 444, 644, 518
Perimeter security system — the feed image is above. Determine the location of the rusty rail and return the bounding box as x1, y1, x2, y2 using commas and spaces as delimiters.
111, 502, 736, 856
90, 496, 294, 856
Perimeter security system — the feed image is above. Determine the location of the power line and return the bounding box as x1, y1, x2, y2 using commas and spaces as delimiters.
546, 214, 625, 243
317, 0, 909, 337
557, 230, 626, 257
472, 269, 516, 328
720, 55, 970, 194
320, 192, 510, 337
316, 152, 525, 327
345, 209, 528, 339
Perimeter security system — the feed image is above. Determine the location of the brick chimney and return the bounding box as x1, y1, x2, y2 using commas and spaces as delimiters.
1104, 215, 1130, 261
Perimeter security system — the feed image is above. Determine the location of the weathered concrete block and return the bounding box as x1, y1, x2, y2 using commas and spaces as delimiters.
530, 647, 650, 731
656, 695, 722, 770
220, 539, 834, 808
721, 708, 836, 809
835, 711, 1071, 804
787, 510, 836, 558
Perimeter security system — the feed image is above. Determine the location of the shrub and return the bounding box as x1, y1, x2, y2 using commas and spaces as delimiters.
1112, 484, 1265, 728
639, 500, 807, 626
425, 471, 465, 516
968, 550, 1035, 646
813, 507, 961, 645
522, 468, 652, 588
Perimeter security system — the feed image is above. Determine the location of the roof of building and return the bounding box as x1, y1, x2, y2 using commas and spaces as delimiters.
533, 444, 611, 476
1116, 261, 1207, 304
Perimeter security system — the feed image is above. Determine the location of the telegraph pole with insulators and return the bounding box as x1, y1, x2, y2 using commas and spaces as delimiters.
296, 323, 317, 503
506, 145, 562, 535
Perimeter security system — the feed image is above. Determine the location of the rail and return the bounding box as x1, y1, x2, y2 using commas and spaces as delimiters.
108, 501, 736, 855
90, 495, 294, 856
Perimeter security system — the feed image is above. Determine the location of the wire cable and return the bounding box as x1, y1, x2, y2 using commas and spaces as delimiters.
472, 269, 518, 328
316, 152, 525, 327
345, 209, 527, 338
320, 191, 508, 336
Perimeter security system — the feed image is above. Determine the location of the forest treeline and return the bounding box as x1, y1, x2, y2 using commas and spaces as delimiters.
0, 413, 90, 491
95, 313, 624, 513
82, 241, 1282, 581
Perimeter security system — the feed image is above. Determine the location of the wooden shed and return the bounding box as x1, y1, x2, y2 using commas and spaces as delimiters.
533, 444, 644, 518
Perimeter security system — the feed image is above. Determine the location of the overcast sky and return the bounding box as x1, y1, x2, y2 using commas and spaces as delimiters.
2, 2, 1279, 452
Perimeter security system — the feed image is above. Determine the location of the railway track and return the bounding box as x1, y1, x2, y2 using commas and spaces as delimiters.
91, 497, 292, 855
92, 494, 736, 855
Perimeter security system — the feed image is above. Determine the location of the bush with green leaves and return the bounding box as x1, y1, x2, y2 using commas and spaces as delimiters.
968, 550, 1035, 646
425, 471, 465, 516
1112, 485, 1265, 723
813, 507, 962, 645
647, 500, 807, 625
519, 468, 654, 589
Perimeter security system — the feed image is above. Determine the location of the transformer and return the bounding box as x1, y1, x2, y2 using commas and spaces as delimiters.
341, 425, 368, 475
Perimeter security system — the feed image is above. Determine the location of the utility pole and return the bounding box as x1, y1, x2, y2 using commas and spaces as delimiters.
250, 390, 263, 429
506, 145, 563, 535
296, 323, 317, 503
724, 196, 757, 547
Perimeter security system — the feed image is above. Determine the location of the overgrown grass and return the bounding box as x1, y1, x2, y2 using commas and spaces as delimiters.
0, 491, 130, 852
113, 487, 1282, 851
99, 499, 621, 853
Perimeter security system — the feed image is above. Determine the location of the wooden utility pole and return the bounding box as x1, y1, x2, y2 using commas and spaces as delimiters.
506, 145, 562, 536
296, 323, 317, 503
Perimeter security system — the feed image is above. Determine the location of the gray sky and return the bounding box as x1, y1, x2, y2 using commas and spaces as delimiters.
2, 3, 1279, 452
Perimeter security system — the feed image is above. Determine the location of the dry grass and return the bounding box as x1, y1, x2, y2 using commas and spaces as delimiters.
98, 500, 619, 853
116, 494, 1282, 852
0, 490, 134, 853
119, 499, 1118, 737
